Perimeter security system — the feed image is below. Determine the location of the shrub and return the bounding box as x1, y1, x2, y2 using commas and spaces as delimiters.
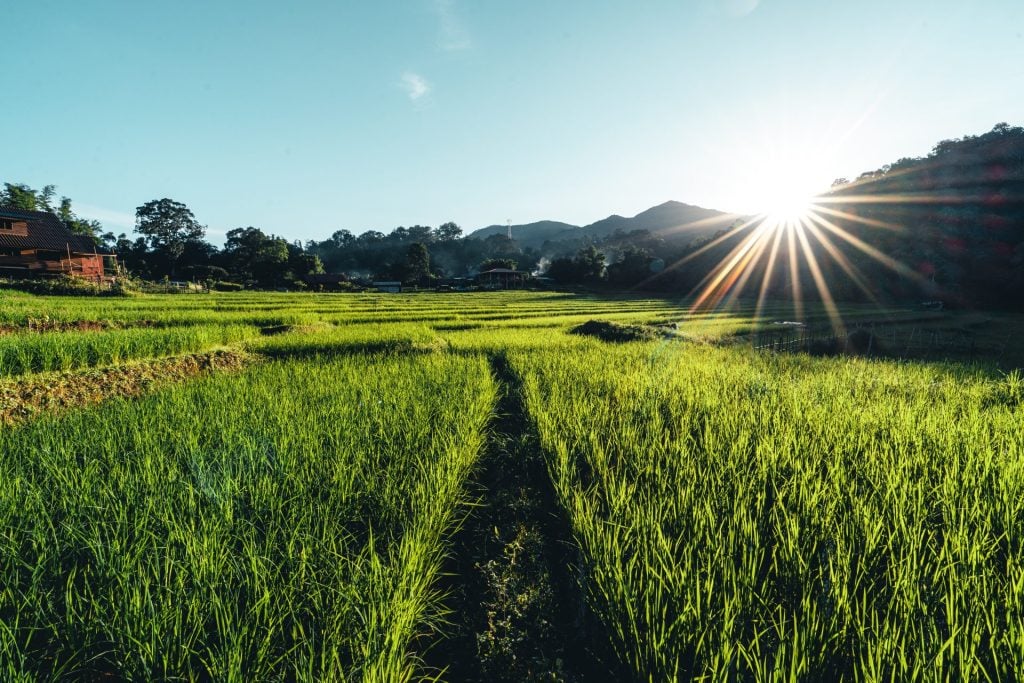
0, 276, 127, 297
569, 319, 662, 342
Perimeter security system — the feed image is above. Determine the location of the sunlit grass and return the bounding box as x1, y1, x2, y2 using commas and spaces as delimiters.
0, 325, 257, 377
0, 354, 495, 680
513, 343, 1024, 680
1, 289, 1022, 681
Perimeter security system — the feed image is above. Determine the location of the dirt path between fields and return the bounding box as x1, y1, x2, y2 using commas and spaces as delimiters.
422, 354, 613, 682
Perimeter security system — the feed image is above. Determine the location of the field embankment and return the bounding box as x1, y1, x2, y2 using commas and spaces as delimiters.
425, 353, 610, 681
0, 349, 252, 426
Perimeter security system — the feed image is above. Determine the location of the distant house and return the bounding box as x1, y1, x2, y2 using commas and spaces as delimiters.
475, 268, 527, 289
0, 207, 110, 279
373, 280, 402, 293
303, 272, 351, 290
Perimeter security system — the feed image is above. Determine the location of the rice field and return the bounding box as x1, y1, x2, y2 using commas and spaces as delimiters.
1, 354, 495, 680
0, 325, 256, 377
0, 287, 1021, 681
514, 345, 1023, 681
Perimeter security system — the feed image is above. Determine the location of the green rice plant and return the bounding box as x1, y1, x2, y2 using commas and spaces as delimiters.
251, 323, 444, 357
0, 354, 496, 680
439, 326, 594, 353
4, 287, 1024, 680
0, 325, 257, 377
513, 343, 1024, 681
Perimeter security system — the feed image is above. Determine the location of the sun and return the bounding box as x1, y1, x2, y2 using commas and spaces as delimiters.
751, 166, 820, 224
764, 193, 813, 224
728, 152, 824, 224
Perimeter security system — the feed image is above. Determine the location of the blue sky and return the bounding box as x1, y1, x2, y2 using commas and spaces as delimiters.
4, 0, 1022, 242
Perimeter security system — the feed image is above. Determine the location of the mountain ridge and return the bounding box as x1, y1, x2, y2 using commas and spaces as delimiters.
468, 200, 740, 250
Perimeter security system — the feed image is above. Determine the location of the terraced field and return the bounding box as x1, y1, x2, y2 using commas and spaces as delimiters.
0, 289, 1021, 681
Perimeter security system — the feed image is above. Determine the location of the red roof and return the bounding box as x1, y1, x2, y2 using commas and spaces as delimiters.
0, 207, 101, 254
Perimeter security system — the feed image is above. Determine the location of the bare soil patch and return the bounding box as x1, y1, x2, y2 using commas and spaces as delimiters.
0, 349, 254, 426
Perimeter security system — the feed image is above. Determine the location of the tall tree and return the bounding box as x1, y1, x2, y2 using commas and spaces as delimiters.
287, 241, 325, 283
574, 245, 606, 283
223, 226, 288, 287
606, 246, 653, 286
135, 199, 205, 277
37, 185, 56, 212
435, 221, 463, 241
1, 183, 39, 210
480, 257, 517, 270
403, 242, 430, 283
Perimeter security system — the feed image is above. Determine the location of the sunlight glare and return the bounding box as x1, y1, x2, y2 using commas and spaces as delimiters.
765, 193, 812, 224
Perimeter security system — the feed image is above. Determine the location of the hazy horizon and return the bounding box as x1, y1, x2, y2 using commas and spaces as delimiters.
6, 1, 1023, 242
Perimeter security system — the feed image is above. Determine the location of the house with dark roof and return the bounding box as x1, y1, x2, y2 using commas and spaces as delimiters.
0, 207, 110, 279
474, 267, 528, 289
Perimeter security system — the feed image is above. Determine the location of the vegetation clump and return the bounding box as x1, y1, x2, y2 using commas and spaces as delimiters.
0, 275, 131, 297
570, 319, 667, 342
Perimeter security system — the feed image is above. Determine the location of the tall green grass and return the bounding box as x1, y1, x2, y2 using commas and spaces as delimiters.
0, 354, 495, 681
4, 288, 1023, 678
0, 325, 257, 377
251, 323, 443, 357
514, 344, 1024, 681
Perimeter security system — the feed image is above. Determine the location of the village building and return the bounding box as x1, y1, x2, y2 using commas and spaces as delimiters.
372, 280, 402, 293
302, 272, 351, 291
475, 267, 528, 289
0, 207, 111, 280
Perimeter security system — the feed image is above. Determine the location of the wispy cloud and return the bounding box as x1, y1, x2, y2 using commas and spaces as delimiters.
719, 0, 760, 18
433, 0, 471, 51
400, 71, 431, 100
73, 203, 136, 231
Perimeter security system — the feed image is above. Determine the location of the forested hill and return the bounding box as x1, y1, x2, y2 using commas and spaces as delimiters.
633, 123, 1024, 310
575, 201, 735, 244
823, 123, 1024, 308
468, 221, 579, 248
468, 201, 734, 250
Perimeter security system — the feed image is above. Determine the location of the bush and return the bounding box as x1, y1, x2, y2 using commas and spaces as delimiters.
569, 319, 662, 343
0, 276, 129, 297
212, 281, 244, 292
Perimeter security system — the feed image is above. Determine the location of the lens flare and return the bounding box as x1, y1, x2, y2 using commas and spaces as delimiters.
680, 178, 939, 333
765, 195, 812, 225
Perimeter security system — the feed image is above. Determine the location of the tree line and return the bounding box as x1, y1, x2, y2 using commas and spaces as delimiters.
3, 122, 1022, 305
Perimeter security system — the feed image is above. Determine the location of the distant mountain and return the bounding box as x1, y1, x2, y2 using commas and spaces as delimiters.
469, 220, 578, 247
574, 201, 737, 243
467, 201, 738, 250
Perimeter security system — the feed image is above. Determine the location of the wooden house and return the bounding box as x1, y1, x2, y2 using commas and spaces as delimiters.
475, 267, 527, 289
0, 207, 110, 279
373, 281, 402, 293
